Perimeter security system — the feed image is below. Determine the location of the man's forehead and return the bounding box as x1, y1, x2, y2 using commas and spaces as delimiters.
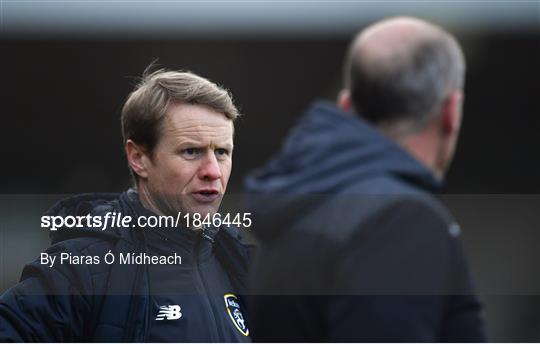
161, 107, 233, 145
174, 130, 234, 145
166, 119, 233, 134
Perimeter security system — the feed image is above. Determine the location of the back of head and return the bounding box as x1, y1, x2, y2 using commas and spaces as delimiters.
343, 17, 465, 135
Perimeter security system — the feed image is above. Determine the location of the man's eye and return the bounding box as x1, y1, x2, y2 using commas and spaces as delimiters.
181, 148, 200, 159
215, 148, 229, 156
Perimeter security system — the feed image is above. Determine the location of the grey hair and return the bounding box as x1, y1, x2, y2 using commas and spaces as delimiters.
344, 26, 465, 134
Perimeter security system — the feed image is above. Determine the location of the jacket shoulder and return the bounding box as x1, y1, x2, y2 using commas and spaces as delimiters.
296, 176, 456, 244
45, 193, 121, 217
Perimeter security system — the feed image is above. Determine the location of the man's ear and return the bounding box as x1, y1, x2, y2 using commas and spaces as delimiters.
441, 89, 463, 136
337, 89, 352, 113
125, 139, 151, 179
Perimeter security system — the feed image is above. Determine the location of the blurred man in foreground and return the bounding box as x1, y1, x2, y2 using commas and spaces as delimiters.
245, 17, 485, 342
0, 67, 253, 341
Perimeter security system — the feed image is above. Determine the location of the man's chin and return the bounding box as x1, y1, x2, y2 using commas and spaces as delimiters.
184, 204, 221, 218
184, 195, 223, 216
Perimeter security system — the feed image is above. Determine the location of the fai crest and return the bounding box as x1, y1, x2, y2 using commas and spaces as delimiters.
224, 293, 249, 336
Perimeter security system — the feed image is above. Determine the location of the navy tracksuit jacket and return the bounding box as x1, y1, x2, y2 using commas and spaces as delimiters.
244, 101, 486, 342
0, 190, 254, 342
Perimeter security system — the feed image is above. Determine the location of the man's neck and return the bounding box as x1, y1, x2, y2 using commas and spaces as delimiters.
395, 131, 443, 180
135, 184, 166, 216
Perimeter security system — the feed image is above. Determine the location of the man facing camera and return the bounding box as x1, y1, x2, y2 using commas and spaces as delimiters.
0, 67, 253, 342
245, 17, 485, 342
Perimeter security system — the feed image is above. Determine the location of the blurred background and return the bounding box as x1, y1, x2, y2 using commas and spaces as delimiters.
1, 0, 539, 341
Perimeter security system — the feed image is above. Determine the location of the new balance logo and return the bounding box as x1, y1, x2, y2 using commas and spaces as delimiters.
156, 305, 182, 320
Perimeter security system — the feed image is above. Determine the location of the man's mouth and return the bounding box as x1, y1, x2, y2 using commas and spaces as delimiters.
191, 189, 220, 203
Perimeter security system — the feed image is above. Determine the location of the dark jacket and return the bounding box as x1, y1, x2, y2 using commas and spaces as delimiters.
244, 101, 485, 342
0, 189, 254, 342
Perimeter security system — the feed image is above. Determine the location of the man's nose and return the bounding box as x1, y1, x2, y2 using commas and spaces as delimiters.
198, 152, 222, 181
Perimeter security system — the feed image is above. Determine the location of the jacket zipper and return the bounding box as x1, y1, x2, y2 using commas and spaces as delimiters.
193, 233, 223, 341
124, 241, 145, 341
